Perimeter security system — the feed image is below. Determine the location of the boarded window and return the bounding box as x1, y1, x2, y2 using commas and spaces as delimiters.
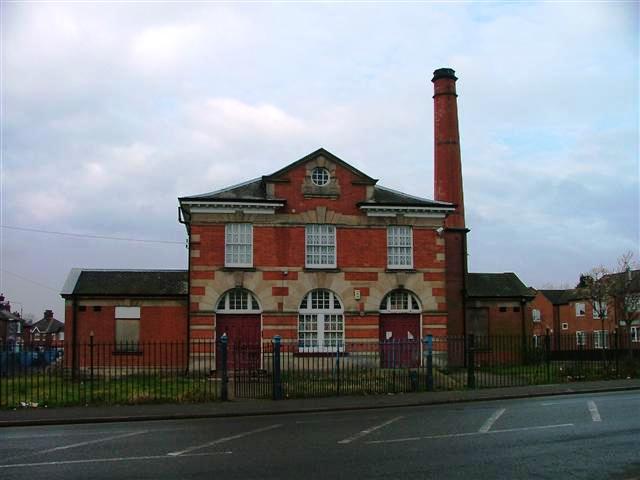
115, 306, 140, 352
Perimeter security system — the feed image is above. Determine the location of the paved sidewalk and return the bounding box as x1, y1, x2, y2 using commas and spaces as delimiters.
1, 378, 639, 428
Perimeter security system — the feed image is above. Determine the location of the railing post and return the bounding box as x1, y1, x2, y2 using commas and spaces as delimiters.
467, 334, 476, 389
219, 334, 228, 401
89, 332, 94, 404
424, 335, 434, 391
335, 342, 341, 397
272, 336, 283, 400
544, 331, 551, 383
614, 329, 619, 376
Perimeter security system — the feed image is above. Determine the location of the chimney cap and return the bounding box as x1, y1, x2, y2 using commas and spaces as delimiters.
432, 68, 457, 82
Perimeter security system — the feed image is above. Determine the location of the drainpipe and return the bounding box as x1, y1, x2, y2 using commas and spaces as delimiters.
178, 206, 191, 374
71, 295, 78, 380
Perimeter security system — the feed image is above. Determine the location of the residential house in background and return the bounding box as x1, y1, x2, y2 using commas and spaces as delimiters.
31, 310, 65, 348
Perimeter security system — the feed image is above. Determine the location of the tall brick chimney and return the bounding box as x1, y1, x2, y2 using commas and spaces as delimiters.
433, 67, 465, 228
432, 67, 468, 338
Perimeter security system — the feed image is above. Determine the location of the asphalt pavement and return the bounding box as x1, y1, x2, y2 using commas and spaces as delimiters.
1, 377, 640, 427
1, 390, 639, 479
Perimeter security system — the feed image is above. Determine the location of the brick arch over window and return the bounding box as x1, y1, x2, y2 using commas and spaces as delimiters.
379, 289, 422, 313
215, 288, 262, 313
298, 289, 344, 352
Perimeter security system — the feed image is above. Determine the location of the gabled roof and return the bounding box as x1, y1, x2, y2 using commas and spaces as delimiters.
466, 273, 534, 299
264, 148, 377, 184
61, 269, 188, 297
539, 289, 569, 305
32, 317, 64, 334
539, 289, 590, 305
179, 148, 451, 209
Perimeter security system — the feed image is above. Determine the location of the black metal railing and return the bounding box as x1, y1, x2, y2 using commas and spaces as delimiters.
2, 332, 639, 407
0, 339, 219, 408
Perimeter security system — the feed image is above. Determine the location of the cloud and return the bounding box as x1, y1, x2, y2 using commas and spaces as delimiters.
1, 2, 637, 317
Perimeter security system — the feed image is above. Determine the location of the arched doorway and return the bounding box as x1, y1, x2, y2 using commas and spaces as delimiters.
379, 290, 421, 367
215, 288, 261, 370
298, 289, 344, 352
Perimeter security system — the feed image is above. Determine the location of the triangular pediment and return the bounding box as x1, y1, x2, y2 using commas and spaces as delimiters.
263, 148, 378, 185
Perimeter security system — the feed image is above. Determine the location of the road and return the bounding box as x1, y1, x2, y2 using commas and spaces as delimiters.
0, 390, 638, 479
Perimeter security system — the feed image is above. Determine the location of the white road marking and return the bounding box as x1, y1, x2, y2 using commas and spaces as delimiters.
338, 416, 404, 444
588, 400, 602, 422
0, 430, 148, 463
167, 424, 282, 456
0, 451, 233, 469
296, 416, 381, 424
40, 430, 148, 454
367, 423, 574, 444
478, 408, 506, 433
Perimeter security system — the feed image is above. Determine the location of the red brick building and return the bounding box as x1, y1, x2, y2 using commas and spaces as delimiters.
62, 67, 541, 368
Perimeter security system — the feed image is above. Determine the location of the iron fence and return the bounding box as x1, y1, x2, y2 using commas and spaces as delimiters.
0, 340, 219, 408
1, 332, 639, 407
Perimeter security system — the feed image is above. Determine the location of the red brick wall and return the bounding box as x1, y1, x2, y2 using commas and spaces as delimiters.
254, 226, 305, 267
273, 163, 367, 216
528, 293, 554, 336
194, 224, 443, 271
65, 301, 188, 367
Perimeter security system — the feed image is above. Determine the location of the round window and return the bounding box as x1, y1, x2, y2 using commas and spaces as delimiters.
311, 167, 330, 186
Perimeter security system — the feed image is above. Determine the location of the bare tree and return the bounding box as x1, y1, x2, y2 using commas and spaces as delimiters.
608, 251, 640, 359
578, 266, 612, 354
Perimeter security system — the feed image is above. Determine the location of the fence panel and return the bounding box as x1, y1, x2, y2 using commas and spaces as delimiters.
0, 340, 219, 408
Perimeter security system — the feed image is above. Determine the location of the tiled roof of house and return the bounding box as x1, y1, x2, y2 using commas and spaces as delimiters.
466, 272, 534, 298
32, 316, 64, 334
603, 269, 640, 292
0, 309, 21, 322
539, 289, 570, 305
61, 270, 188, 297
539, 288, 591, 304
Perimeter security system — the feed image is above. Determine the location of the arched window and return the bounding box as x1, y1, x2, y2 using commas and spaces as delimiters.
380, 290, 421, 313
216, 288, 261, 313
298, 289, 344, 352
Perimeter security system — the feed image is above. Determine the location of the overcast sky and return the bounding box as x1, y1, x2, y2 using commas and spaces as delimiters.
1, 1, 638, 320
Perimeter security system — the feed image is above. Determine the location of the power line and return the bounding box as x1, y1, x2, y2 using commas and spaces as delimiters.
0, 269, 60, 292
0, 225, 184, 245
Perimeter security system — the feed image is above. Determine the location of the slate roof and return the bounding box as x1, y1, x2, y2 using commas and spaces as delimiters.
360, 185, 454, 208
179, 148, 452, 208
0, 309, 21, 322
603, 269, 640, 292
539, 289, 569, 305
61, 270, 188, 297
539, 289, 590, 304
179, 178, 273, 202
32, 317, 64, 334
466, 273, 534, 298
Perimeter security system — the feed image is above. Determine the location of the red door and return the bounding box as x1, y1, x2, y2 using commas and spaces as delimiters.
216, 314, 261, 371
380, 314, 420, 368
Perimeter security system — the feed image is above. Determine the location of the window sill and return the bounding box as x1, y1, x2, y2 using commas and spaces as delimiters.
303, 267, 341, 273
113, 350, 143, 356
385, 268, 416, 273
221, 267, 256, 272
